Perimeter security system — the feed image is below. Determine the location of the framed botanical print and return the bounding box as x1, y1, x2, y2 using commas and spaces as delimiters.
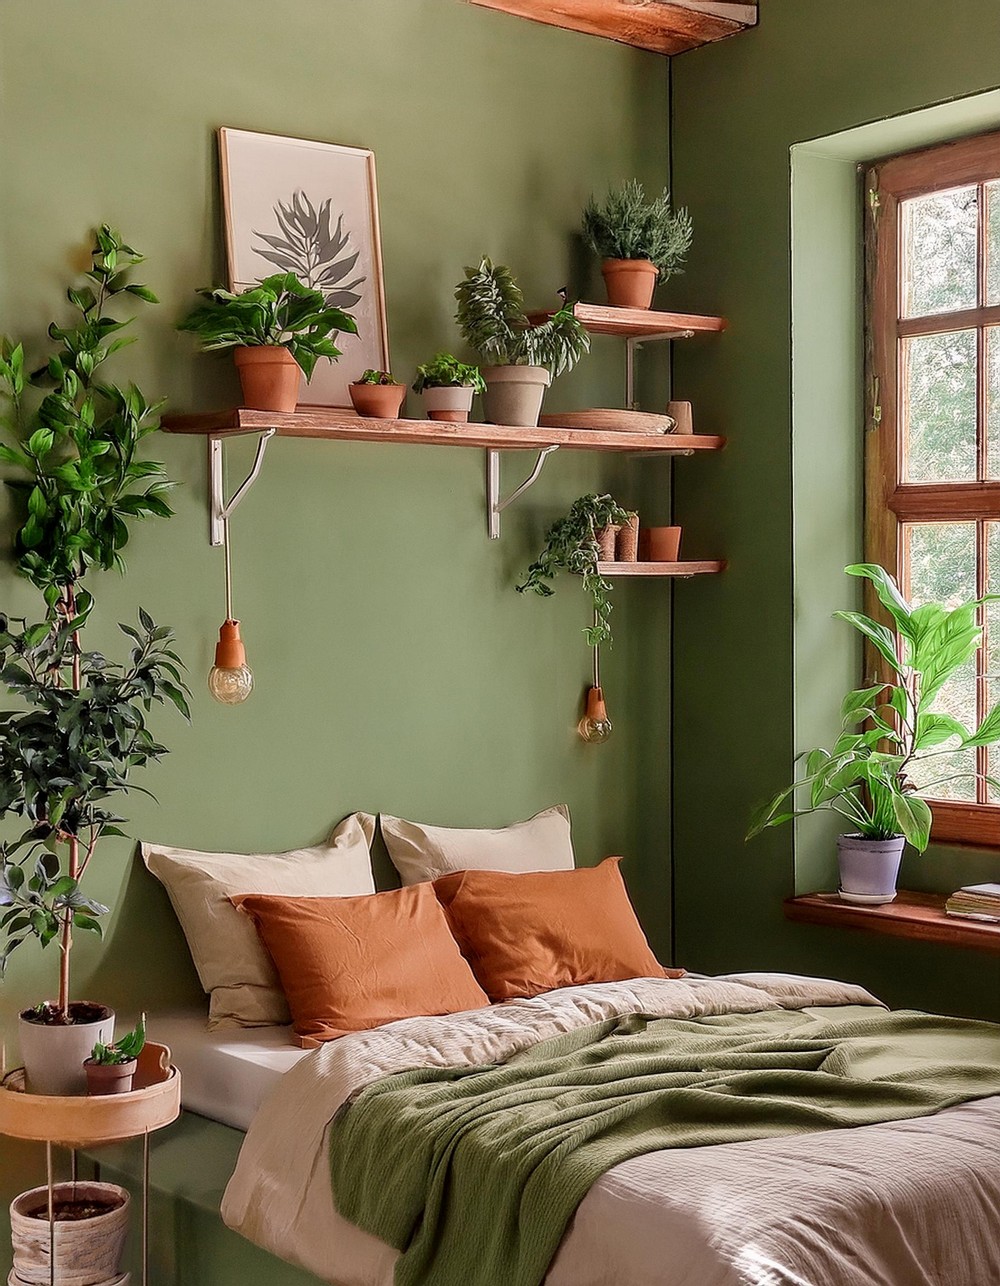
218, 128, 390, 409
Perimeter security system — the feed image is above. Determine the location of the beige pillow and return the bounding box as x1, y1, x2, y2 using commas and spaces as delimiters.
141, 814, 375, 1028
372, 805, 574, 886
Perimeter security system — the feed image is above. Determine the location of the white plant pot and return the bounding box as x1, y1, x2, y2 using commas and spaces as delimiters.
420, 385, 476, 423
10, 1182, 129, 1285
836, 834, 905, 904
481, 365, 550, 427
9, 1275, 129, 1286
18, 1004, 114, 1096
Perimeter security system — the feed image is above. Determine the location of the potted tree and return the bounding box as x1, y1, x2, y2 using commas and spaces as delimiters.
747, 563, 1000, 902
177, 272, 357, 413
412, 354, 486, 423
582, 180, 693, 309
455, 258, 590, 427
0, 226, 189, 1096
349, 369, 406, 419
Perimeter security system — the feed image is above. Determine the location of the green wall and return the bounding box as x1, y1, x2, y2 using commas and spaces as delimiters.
671, 0, 1000, 1017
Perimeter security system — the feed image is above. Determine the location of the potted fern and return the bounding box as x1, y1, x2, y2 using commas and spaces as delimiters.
583, 180, 693, 309
455, 258, 590, 427
412, 353, 485, 423
178, 272, 357, 413
0, 227, 189, 1095
349, 368, 406, 419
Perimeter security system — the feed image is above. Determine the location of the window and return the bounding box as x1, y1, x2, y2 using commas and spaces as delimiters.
867, 131, 1000, 847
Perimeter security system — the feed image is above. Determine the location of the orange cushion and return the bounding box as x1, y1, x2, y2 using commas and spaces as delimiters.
433, 857, 673, 1002
232, 884, 490, 1046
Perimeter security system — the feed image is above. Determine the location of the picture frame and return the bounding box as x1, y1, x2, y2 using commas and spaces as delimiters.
218, 127, 390, 409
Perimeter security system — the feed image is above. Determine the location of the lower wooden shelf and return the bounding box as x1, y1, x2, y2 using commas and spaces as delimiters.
597, 561, 726, 577
784, 890, 1000, 954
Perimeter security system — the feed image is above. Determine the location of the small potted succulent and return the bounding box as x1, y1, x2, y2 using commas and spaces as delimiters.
178, 272, 357, 413
349, 369, 406, 419
84, 1014, 146, 1096
455, 258, 590, 427
582, 180, 693, 309
412, 353, 486, 423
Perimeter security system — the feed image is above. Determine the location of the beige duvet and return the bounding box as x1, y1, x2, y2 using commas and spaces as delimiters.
221, 974, 1000, 1286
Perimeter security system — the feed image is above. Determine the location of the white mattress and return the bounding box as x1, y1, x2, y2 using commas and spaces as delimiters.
151, 1012, 309, 1132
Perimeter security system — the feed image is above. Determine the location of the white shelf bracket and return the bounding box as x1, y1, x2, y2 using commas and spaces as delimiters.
486, 444, 560, 539
208, 428, 277, 547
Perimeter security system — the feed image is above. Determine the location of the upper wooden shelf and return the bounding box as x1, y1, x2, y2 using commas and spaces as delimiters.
468, 0, 758, 56
161, 408, 726, 454
597, 560, 725, 576
784, 890, 1000, 955
528, 303, 728, 340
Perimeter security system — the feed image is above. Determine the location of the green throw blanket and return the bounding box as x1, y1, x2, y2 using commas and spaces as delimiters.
329, 1006, 1000, 1286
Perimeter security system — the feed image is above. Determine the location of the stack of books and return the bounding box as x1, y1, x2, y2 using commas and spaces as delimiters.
945, 883, 1000, 922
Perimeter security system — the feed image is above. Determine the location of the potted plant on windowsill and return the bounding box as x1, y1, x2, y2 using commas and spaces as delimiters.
582, 180, 693, 309
0, 226, 189, 1096
177, 272, 357, 413
455, 258, 589, 427
84, 1014, 146, 1096
412, 354, 486, 423
746, 563, 1000, 903
348, 369, 406, 419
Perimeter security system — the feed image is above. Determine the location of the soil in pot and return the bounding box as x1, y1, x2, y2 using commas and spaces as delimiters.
481, 366, 550, 428
233, 346, 300, 413
349, 382, 406, 419
84, 1058, 137, 1096
601, 259, 659, 309
19, 1002, 114, 1097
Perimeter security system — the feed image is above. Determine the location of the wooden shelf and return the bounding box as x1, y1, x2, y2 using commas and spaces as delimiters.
161, 408, 726, 454
528, 302, 727, 340
468, 1, 757, 56
784, 890, 1000, 954
597, 560, 725, 576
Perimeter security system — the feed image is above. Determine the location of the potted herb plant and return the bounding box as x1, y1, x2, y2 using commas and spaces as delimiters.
349, 369, 406, 419
84, 1014, 146, 1096
177, 272, 357, 413
582, 180, 694, 309
747, 563, 1000, 902
0, 226, 190, 1096
517, 494, 631, 646
412, 353, 486, 423
455, 258, 590, 428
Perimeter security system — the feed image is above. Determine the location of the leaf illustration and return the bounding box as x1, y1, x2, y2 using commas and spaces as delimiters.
252, 189, 367, 312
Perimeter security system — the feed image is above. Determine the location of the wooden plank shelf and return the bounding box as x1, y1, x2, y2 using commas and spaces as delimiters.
784, 890, 1000, 954
468, 1, 758, 56
161, 408, 726, 454
528, 302, 727, 340
597, 560, 725, 577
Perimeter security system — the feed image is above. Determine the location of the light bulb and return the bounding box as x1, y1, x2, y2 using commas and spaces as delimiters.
209, 620, 254, 705
578, 686, 612, 743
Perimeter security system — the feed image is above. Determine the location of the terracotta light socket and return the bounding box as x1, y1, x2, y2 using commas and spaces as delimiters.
585, 686, 609, 724
215, 620, 247, 669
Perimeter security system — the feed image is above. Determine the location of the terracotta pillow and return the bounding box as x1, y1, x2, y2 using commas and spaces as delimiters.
232, 884, 490, 1046
434, 858, 673, 1002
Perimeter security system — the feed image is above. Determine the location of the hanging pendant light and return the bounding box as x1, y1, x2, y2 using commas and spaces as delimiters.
578, 634, 612, 743
208, 509, 253, 705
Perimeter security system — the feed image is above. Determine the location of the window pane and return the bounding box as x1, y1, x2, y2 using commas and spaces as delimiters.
901, 185, 978, 318
988, 327, 1000, 479
901, 329, 977, 482
987, 181, 1000, 306
988, 523, 1000, 802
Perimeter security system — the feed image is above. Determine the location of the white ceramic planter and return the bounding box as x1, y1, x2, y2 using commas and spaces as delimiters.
10, 1182, 129, 1286
481, 365, 550, 427
9, 1275, 129, 1286
18, 1004, 114, 1096
420, 385, 475, 423
837, 834, 905, 904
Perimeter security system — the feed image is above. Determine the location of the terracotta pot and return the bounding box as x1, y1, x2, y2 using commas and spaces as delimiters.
10, 1182, 129, 1285
349, 382, 406, 419
481, 366, 551, 428
837, 835, 905, 904
617, 513, 639, 562
84, 1058, 137, 1097
421, 385, 475, 423
601, 259, 659, 309
18, 1003, 114, 1097
666, 400, 694, 434
640, 526, 682, 562
596, 525, 621, 561
233, 346, 300, 413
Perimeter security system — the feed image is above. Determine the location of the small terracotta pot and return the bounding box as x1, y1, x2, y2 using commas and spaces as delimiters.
84, 1058, 137, 1097
639, 526, 682, 562
601, 259, 659, 309
349, 382, 406, 419
617, 513, 639, 562
233, 346, 300, 413
421, 385, 476, 423
596, 524, 620, 561
666, 400, 693, 434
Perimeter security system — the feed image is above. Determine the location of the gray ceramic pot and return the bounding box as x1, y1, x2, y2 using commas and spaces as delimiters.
481, 365, 550, 427
18, 1003, 114, 1096
836, 834, 905, 903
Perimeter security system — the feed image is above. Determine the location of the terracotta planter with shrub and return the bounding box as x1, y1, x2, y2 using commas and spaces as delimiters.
18, 1003, 114, 1097
421, 386, 475, 423
481, 366, 551, 428
233, 346, 300, 413
10, 1182, 129, 1285
84, 1058, 137, 1097
601, 259, 659, 310
348, 382, 406, 419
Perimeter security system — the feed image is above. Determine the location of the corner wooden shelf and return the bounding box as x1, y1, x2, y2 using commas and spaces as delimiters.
597, 560, 725, 576
468, 1, 758, 56
528, 303, 727, 340
784, 890, 1000, 954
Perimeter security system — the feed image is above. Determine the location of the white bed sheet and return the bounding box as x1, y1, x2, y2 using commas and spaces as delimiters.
151, 1012, 308, 1132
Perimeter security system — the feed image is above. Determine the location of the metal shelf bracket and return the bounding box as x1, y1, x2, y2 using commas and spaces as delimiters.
486, 444, 560, 539
208, 428, 277, 547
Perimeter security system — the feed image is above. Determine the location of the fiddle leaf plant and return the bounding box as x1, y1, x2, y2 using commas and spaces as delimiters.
517, 494, 631, 646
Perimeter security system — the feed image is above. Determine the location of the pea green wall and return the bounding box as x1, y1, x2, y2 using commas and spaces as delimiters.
0, 0, 671, 1261
671, 0, 1000, 1018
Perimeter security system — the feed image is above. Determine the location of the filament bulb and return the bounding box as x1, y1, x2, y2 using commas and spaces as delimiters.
578, 686, 612, 743
209, 620, 254, 706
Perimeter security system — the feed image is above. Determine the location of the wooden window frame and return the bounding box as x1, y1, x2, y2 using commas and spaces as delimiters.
866, 130, 1000, 849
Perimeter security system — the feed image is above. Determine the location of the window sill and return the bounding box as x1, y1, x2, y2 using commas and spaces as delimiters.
784, 890, 1000, 953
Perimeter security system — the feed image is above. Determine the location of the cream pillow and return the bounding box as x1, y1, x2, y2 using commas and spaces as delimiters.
372, 805, 574, 886
141, 813, 375, 1028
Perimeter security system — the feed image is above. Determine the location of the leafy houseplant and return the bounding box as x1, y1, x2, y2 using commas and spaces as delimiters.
0, 226, 189, 1095
517, 494, 631, 647
747, 563, 1000, 903
412, 353, 486, 424
348, 368, 405, 419
455, 258, 590, 427
85, 1013, 145, 1095
582, 180, 694, 309
177, 272, 357, 414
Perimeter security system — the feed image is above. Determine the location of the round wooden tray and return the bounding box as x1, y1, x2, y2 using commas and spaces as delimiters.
0, 1042, 180, 1146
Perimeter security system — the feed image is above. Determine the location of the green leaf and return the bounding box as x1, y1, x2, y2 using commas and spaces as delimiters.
915, 711, 968, 749
840, 684, 887, 727
833, 610, 900, 672
844, 563, 914, 638
962, 700, 1000, 749
892, 793, 932, 853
